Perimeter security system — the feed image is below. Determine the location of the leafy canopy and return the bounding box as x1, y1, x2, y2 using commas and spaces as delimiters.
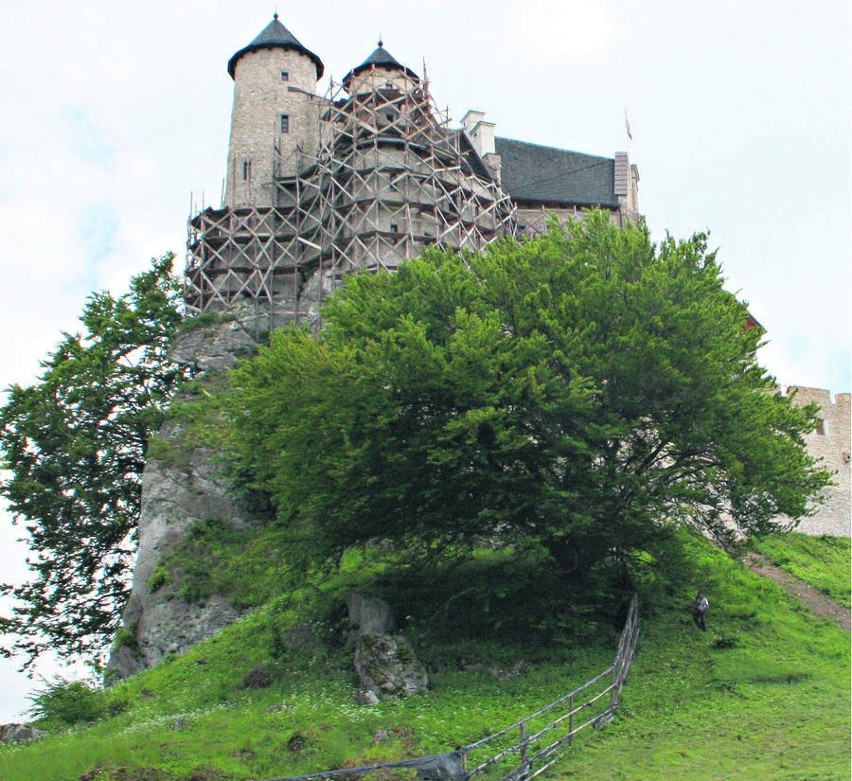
0, 254, 187, 666
229, 213, 829, 579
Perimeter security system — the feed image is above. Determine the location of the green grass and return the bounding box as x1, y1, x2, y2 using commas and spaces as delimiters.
552, 534, 850, 780
1, 534, 848, 781
752, 532, 851, 607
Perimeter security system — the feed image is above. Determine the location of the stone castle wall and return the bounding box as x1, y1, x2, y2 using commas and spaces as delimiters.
787, 386, 851, 537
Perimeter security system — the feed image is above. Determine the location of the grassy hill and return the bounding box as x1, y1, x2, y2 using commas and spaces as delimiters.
1, 532, 848, 781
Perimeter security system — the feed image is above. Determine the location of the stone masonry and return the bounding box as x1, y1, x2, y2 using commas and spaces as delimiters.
226, 46, 322, 208
785, 386, 851, 537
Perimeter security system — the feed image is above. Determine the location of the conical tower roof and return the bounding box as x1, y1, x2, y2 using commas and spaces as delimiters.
227, 14, 324, 80
342, 41, 419, 86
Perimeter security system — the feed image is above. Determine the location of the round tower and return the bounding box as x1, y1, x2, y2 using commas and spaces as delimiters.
342, 41, 419, 96
224, 14, 324, 208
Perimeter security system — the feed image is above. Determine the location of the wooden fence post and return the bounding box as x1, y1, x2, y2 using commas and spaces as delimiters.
611, 661, 619, 711
259, 596, 639, 781
568, 695, 574, 746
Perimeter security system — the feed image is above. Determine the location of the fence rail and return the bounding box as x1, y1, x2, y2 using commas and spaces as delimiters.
258, 593, 640, 781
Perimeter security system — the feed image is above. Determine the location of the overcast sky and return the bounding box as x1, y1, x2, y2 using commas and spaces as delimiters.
0, 0, 849, 722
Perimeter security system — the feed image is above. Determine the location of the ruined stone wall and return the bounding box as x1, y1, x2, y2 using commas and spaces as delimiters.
787, 386, 851, 537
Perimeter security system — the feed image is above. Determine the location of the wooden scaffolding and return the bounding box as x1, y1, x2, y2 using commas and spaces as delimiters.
185, 74, 516, 319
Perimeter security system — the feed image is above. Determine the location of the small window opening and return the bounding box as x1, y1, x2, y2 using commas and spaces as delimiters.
242, 160, 251, 180
280, 114, 290, 134
386, 112, 394, 124
390, 223, 399, 233
815, 418, 826, 436
280, 70, 289, 81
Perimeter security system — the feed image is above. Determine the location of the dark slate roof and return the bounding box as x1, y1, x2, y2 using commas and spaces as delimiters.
227, 14, 324, 80
495, 137, 619, 208
343, 41, 420, 86
456, 130, 494, 181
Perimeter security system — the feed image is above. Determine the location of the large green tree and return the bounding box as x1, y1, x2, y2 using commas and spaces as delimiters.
229, 213, 829, 582
0, 254, 186, 666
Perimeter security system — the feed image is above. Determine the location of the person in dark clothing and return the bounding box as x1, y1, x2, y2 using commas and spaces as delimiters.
692, 591, 709, 630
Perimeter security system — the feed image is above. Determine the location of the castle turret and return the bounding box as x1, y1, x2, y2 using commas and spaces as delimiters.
342, 41, 419, 95
224, 14, 324, 207
187, 27, 514, 316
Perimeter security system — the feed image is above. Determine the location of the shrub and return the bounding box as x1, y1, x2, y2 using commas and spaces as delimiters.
112, 626, 138, 651
29, 678, 110, 726
148, 566, 172, 592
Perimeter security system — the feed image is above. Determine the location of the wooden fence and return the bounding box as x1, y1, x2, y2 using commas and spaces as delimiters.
258, 593, 640, 781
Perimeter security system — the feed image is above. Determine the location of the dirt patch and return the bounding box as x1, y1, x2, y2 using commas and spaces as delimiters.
743, 552, 850, 631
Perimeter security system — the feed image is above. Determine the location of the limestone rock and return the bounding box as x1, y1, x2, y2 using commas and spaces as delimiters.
168, 302, 293, 374
353, 633, 429, 701
355, 688, 381, 706
346, 591, 396, 637
105, 409, 255, 680
345, 592, 428, 701
168, 320, 255, 373
107, 314, 269, 681
0, 723, 46, 744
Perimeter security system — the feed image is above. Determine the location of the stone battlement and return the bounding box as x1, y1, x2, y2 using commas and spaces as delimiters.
786, 386, 851, 537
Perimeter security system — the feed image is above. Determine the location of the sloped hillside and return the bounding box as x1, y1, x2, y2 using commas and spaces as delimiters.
0, 533, 848, 781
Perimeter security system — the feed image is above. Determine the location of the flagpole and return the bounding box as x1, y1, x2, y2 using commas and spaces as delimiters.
624, 106, 633, 148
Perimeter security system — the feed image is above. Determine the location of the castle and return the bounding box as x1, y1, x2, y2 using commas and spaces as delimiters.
108, 13, 848, 680
182, 13, 848, 534
182, 14, 849, 533
112, 13, 650, 679
184, 14, 639, 323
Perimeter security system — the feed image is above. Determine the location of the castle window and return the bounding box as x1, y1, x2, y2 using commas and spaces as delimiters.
280, 114, 290, 134
815, 418, 827, 436
390, 223, 399, 233
242, 160, 251, 180
280, 70, 289, 81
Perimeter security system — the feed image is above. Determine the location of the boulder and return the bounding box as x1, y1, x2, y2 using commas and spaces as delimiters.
354, 633, 429, 702
346, 592, 428, 702
346, 592, 396, 637
0, 723, 46, 744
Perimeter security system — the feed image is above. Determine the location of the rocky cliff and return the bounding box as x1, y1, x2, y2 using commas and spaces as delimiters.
107, 306, 288, 680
